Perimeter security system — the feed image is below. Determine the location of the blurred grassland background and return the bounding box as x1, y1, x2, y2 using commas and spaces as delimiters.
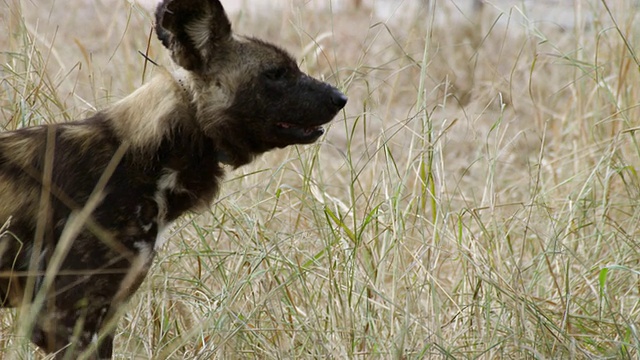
1, 0, 640, 358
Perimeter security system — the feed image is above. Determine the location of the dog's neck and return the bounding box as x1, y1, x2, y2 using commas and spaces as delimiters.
171, 69, 233, 166
105, 69, 233, 167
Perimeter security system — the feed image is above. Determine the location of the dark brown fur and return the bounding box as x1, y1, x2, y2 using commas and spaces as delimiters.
0, 0, 346, 358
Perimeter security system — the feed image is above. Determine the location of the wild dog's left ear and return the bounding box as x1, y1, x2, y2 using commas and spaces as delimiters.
155, 0, 232, 72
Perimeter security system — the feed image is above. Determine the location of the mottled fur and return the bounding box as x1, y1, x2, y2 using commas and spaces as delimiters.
0, 0, 346, 358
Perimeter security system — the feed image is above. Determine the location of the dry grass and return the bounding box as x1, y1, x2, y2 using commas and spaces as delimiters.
2, 0, 640, 358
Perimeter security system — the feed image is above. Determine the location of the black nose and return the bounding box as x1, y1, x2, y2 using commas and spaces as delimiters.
331, 90, 348, 109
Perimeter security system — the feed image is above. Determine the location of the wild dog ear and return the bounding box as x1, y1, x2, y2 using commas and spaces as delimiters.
155, 0, 232, 72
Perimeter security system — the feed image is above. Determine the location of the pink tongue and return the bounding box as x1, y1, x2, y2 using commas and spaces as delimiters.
278, 123, 321, 135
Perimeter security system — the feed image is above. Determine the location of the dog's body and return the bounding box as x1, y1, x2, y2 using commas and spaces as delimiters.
0, 0, 346, 358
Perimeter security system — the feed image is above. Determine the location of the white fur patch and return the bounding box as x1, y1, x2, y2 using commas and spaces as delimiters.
154, 188, 169, 234
156, 168, 189, 197
154, 224, 171, 251
159, 170, 179, 191
134, 205, 155, 233
153, 168, 190, 250
134, 241, 153, 255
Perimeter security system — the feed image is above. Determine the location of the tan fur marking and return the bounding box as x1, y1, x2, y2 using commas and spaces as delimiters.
175, 66, 233, 107
0, 131, 43, 169
0, 174, 39, 222
195, 79, 233, 120
106, 69, 188, 152
58, 124, 108, 154
172, 67, 233, 135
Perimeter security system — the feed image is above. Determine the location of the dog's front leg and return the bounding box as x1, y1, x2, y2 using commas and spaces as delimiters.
28, 235, 155, 359
30, 300, 112, 359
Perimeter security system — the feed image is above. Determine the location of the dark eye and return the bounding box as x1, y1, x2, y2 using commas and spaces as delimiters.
263, 67, 288, 81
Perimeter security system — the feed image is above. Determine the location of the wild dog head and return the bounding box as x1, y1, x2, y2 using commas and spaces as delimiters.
155, 0, 347, 166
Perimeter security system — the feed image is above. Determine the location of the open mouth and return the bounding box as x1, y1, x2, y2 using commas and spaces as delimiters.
275, 122, 326, 142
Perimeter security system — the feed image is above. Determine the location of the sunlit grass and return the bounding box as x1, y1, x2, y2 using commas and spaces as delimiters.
1, 0, 640, 358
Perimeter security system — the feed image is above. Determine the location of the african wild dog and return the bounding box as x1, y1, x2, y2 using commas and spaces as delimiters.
0, 0, 347, 358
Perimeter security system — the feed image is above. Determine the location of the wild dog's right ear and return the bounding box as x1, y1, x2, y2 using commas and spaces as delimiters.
155, 0, 232, 72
